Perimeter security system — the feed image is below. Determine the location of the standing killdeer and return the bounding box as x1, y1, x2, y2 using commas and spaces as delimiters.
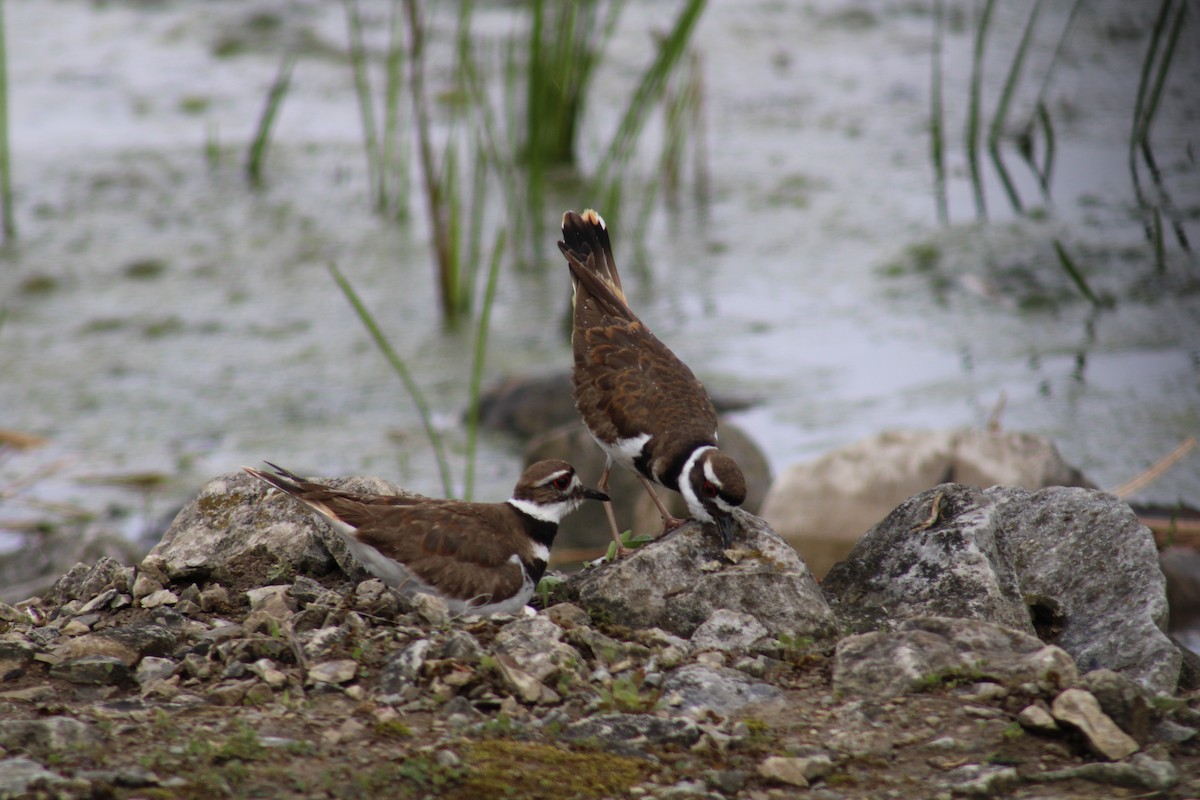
243, 460, 607, 615
559, 209, 746, 556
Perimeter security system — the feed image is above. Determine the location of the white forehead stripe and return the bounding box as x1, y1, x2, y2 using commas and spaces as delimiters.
538, 469, 572, 488
702, 456, 721, 488
678, 446, 717, 521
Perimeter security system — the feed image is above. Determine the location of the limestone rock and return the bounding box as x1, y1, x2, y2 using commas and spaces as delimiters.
0, 717, 100, 757
762, 428, 1092, 577
142, 470, 397, 585
832, 616, 1077, 700
307, 659, 358, 686
0, 757, 71, 796
50, 655, 134, 686
1081, 668, 1153, 744
566, 513, 835, 639
822, 484, 1033, 635
1032, 753, 1179, 790
995, 486, 1180, 696
1051, 688, 1139, 760
493, 616, 581, 686
1016, 704, 1059, 734
939, 763, 1020, 797
561, 714, 701, 752
526, 421, 770, 552
54, 623, 177, 667
756, 756, 811, 787
379, 640, 431, 694
690, 610, 769, 653
662, 664, 782, 716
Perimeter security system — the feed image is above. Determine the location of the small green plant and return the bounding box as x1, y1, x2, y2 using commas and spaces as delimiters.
479, 712, 516, 738
535, 573, 565, 607
596, 673, 659, 712
775, 632, 816, 662
215, 721, 267, 763
1001, 721, 1024, 741
604, 530, 654, 562
397, 755, 465, 789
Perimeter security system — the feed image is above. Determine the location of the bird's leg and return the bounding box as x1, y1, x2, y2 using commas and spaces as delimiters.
637, 475, 686, 536
598, 458, 632, 558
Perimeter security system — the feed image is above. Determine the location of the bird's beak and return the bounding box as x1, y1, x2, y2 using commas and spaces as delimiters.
582, 486, 610, 502
715, 511, 736, 550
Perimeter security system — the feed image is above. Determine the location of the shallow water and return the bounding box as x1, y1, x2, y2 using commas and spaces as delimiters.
1, 0, 1197, 553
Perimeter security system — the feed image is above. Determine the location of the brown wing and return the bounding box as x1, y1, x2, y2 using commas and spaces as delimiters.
353, 503, 526, 603
573, 313, 718, 447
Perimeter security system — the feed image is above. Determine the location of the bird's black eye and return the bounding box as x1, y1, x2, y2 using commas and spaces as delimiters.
553, 474, 572, 490
703, 481, 718, 498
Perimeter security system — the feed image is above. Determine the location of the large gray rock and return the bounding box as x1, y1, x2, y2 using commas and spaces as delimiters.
141, 470, 387, 585
822, 484, 1032, 635
823, 484, 1181, 695
525, 421, 771, 553
662, 664, 783, 716
832, 616, 1078, 700
762, 428, 1092, 577
565, 512, 835, 640
995, 486, 1180, 696
0, 717, 101, 758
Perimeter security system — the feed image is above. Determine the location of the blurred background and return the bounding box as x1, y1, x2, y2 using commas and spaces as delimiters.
0, 0, 1196, 599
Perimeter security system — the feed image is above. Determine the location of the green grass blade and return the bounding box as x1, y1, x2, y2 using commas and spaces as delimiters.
1052, 240, 1102, 307
344, 0, 385, 210
463, 230, 506, 501
1034, 101, 1055, 195
930, 0, 948, 224
0, 0, 14, 244
1135, 2, 1185, 164
245, 51, 296, 188
986, 0, 1040, 215
382, 0, 410, 221
965, 0, 995, 222
1128, 0, 1173, 204
595, 0, 706, 206
328, 262, 455, 497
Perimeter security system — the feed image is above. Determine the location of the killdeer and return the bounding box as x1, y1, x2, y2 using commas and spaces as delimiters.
559, 209, 746, 556
243, 459, 607, 615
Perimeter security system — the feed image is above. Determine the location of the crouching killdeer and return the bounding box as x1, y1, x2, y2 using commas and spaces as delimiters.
558, 209, 746, 556
243, 460, 607, 615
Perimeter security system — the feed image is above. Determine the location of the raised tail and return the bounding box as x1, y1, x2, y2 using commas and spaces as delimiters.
559, 209, 627, 305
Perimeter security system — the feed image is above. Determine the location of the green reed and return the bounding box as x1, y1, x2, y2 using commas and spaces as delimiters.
594, 0, 707, 228
1130, 0, 1189, 253
328, 262, 455, 497
986, 0, 1041, 216
0, 0, 14, 244
246, 52, 296, 187
345, 0, 409, 218
964, 0, 995, 222
929, 0, 948, 224
463, 230, 506, 501
1052, 240, 1102, 308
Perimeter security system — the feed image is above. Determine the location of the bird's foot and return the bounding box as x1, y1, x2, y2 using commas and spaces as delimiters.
657, 515, 688, 537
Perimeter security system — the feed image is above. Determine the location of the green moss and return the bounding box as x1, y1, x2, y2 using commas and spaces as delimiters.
449, 740, 648, 800
374, 719, 414, 739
